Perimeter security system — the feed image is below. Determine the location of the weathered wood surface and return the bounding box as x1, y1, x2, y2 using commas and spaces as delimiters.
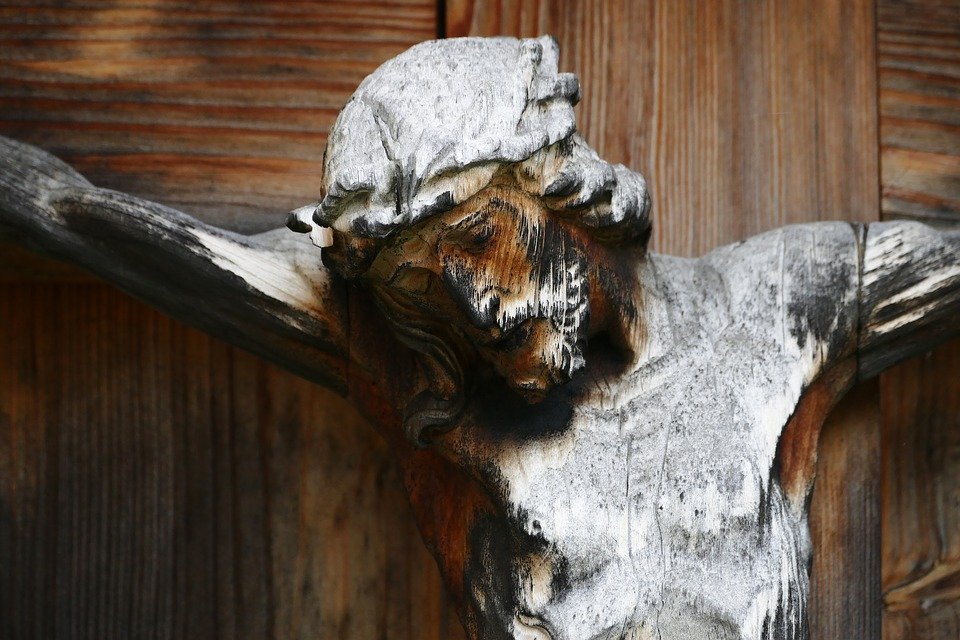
878, 0, 960, 226
0, 136, 350, 392
0, 2, 467, 639
6, 124, 958, 639
809, 382, 882, 640
446, 0, 880, 253
448, 3, 883, 638
881, 348, 960, 640
0, 283, 461, 640
2, 2, 958, 639
878, 1, 960, 638
281, 29, 956, 636
10, 27, 957, 640
0, 0, 435, 233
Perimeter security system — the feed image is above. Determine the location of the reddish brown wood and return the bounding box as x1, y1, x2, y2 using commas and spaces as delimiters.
0, 239, 92, 282
0, 0, 435, 233
0, 283, 464, 640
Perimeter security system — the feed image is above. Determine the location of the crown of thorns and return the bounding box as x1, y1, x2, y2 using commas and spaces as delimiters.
288, 36, 651, 265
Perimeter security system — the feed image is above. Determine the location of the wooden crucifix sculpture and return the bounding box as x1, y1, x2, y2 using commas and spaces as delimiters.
1, 36, 958, 640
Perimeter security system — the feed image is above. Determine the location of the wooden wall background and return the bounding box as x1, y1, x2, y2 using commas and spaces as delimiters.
0, 1, 956, 638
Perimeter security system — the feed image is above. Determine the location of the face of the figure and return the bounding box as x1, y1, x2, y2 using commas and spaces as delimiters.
366, 184, 592, 403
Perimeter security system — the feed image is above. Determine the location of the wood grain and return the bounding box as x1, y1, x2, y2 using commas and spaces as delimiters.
878, 2, 960, 638
878, 0, 960, 224
881, 346, 960, 640
447, 1, 882, 637
0, 283, 463, 640
447, 0, 880, 255
0, 0, 435, 234
13, 1, 960, 637
809, 382, 882, 640
0, 2, 468, 638
0, 135, 353, 395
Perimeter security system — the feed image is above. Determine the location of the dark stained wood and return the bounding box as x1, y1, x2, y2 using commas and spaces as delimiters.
809, 382, 882, 640
878, 2, 960, 639
0, 2, 468, 638
881, 346, 960, 640
0, 238, 92, 282
447, 1, 882, 637
0, 283, 464, 640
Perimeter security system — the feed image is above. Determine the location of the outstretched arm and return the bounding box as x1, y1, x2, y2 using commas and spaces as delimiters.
858, 221, 960, 380
0, 135, 349, 393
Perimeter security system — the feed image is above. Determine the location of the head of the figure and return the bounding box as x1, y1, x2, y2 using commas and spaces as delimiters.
288, 36, 651, 445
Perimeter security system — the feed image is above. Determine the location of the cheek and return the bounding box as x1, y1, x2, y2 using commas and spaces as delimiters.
440, 243, 590, 334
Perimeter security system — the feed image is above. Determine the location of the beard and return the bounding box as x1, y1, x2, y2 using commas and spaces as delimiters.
441, 214, 592, 403
482, 250, 590, 403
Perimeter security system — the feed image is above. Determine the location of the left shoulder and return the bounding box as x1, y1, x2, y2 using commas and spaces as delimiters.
702, 222, 860, 285
700, 221, 862, 363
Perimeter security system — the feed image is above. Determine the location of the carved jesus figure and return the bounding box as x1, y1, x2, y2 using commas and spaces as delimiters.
1, 36, 958, 640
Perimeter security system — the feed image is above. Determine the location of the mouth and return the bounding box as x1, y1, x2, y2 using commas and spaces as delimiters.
514, 376, 550, 403
511, 356, 572, 404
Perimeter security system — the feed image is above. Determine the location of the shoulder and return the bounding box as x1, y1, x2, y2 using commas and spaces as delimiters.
697, 221, 862, 364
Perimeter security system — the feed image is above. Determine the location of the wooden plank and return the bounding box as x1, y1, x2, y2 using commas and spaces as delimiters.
0, 283, 464, 640
809, 382, 882, 640
878, 3, 960, 638
0, 2, 468, 638
0, 0, 436, 234
0, 239, 93, 282
878, 0, 960, 224
447, 1, 881, 637
880, 345, 960, 640
446, 0, 879, 254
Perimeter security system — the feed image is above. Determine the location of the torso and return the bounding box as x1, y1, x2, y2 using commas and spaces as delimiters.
443, 222, 861, 639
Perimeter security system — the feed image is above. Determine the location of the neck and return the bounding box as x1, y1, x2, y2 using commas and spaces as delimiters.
586, 245, 647, 363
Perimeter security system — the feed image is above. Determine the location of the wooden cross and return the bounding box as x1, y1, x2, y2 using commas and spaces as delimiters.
1, 37, 957, 640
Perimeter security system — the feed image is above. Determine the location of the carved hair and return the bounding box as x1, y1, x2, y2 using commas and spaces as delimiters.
366, 279, 469, 446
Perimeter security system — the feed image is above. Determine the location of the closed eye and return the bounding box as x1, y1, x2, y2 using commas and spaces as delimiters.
443, 219, 496, 252
466, 223, 494, 248
388, 267, 434, 294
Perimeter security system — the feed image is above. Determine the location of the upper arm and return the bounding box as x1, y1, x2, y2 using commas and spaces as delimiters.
858, 221, 960, 379
0, 135, 351, 393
